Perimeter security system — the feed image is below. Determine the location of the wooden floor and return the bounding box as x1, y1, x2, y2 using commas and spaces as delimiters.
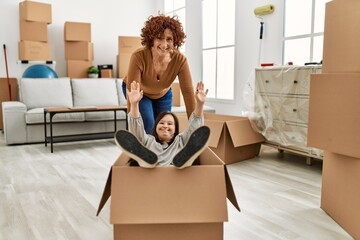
0, 132, 353, 240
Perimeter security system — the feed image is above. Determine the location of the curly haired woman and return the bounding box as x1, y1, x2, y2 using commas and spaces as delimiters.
122, 14, 195, 134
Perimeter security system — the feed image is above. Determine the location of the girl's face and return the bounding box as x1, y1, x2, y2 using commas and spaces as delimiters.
156, 113, 176, 143
153, 28, 174, 56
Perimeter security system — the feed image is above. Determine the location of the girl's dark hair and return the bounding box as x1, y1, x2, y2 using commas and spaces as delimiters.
140, 14, 186, 49
152, 111, 179, 144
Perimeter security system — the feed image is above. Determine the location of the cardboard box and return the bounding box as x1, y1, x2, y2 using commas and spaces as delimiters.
322, 0, 360, 73
19, 20, 48, 42
172, 82, 184, 106
65, 41, 93, 60
0, 78, 18, 129
97, 147, 240, 240
118, 36, 142, 78
66, 60, 93, 78
100, 69, 113, 78
177, 113, 265, 164
18, 40, 51, 61
64, 22, 91, 42
321, 151, 360, 239
307, 73, 360, 158
19, 1, 52, 24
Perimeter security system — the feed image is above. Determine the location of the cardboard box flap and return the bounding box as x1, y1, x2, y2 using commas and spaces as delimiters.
224, 166, 241, 211
97, 154, 130, 216
199, 148, 240, 210
226, 119, 265, 148
96, 168, 112, 216
110, 166, 228, 224
204, 120, 225, 148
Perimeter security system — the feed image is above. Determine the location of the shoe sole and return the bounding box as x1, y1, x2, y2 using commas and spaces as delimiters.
172, 126, 210, 169
114, 130, 158, 168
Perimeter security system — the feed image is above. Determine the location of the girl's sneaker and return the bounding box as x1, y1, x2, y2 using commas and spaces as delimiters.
115, 130, 158, 168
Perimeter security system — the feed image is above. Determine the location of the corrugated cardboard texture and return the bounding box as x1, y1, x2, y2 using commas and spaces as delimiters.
64, 22, 91, 42
18, 41, 51, 61
19, 1, 52, 24
307, 73, 360, 158
117, 36, 142, 78
114, 223, 223, 240
172, 82, 184, 106
110, 166, 228, 224
176, 113, 264, 164
65, 42, 93, 60
322, 0, 360, 73
97, 148, 240, 239
321, 151, 360, 239
19, 21, 48, 42
0, 78, 18, 129
66, 60, 93, 78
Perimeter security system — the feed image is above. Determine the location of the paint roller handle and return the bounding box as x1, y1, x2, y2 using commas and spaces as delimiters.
260, 22, 264, 39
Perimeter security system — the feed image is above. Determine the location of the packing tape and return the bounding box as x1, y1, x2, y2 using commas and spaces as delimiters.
254, 4, 275, 16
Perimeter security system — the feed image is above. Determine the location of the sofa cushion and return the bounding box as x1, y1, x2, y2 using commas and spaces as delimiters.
116, 79, 127, 106
72, 78, 119, 107
19, 78, 73, 109
26, 108, 85, 124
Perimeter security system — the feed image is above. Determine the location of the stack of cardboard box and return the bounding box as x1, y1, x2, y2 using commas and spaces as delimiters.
117, 36, 142, 78
64, 21, 93, 78
18, 0, 52, 61
307, 0, 360, 239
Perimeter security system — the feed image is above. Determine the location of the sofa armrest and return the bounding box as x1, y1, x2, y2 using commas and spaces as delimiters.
2, 101, 27, 144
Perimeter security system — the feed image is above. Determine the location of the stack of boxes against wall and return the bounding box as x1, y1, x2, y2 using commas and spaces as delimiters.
18, 1, 52, 61
64, 22, 93, 78
307, 0, 360, 239
117, 36, 142, 78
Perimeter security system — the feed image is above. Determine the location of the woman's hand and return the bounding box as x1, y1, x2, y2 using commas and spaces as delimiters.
127, 81, 143, 105
195, 81, 208, 104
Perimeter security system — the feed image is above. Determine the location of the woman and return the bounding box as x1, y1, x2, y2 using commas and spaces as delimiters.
122, 14, 195, 134
115, 81, 209, 169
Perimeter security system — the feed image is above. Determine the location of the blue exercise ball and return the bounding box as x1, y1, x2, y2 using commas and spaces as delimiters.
22, 65, 58, 78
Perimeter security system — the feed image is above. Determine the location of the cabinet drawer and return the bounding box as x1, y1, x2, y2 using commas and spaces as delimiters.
255, 69, 285, 94
283, 69, 312, 95
264, 120, 308, 149
257, 95, 309, 124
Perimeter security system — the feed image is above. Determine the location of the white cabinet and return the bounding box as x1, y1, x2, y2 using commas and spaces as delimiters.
254, 66, 323, 163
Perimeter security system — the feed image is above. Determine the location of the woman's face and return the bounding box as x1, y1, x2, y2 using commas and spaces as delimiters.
153, 28, 174, 56
156, 113, 176, 143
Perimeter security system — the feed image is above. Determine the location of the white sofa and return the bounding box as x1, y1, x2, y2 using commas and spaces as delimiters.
2, 78, 215, 145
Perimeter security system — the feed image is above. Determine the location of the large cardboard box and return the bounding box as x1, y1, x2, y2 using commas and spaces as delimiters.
322, 0, 360, 73
0, 78, 18, 129
171, 81, 184, 106
19, 20, 48, 42
321, 151, 360, 239
177, 113, 265, 164
64, 22, 91, 42
118, 36, 142, 78
18, 40, 51, 61
97, 147, 240, 240
307, 73, 360, 158
66, 60, 93, 78
65, 41, 93, 60
19, 1, 52, 24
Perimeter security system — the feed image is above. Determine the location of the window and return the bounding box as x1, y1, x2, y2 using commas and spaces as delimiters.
283, 0, 331, 65
202, 0, 235, 100
164, 0, 186, 52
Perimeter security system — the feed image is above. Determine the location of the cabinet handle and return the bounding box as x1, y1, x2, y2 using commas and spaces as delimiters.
265, 80, 269, 83
294, 80, 298, 84
293, 109, 297, 112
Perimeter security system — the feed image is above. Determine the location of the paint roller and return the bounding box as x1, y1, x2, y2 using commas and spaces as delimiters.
254, 4, 275, 65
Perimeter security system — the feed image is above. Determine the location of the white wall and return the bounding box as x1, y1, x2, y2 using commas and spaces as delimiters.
0, 0, 162, 79
185, 0, 284, 116
1, 0, 283, 116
